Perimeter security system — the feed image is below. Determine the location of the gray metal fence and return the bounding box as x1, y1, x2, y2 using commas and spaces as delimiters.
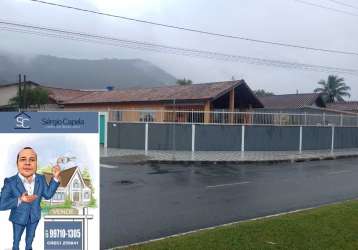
107, 122, 358, 151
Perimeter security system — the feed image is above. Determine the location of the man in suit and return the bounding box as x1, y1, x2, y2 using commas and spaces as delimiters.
0, 147, 61, 250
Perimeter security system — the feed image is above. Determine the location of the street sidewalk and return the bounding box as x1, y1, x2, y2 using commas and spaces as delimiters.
100, 146, 358, 165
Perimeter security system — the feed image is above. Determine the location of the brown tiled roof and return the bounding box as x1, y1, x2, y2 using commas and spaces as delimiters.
43, 86, 95, 104
259, 93, 325, 109
83, 179, 92, 189
44, 166, 77, 188
327, 101, 358, 112
0, 81, 95, 104
63, 80, 243, 104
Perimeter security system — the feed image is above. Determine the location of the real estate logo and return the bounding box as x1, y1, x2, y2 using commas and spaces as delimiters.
14, 112, 31, 129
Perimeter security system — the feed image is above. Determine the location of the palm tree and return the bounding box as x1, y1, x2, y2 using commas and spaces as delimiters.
314, 75, 351, 103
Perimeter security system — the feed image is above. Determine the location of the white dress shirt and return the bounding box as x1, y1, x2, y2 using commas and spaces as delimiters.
18, 173, 36, 206
18, 173, 36, 195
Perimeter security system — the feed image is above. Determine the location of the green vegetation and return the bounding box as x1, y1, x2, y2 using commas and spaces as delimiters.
314, 75, 351, 103
63, 196, 73, 208
253, 89, 274, 97
81, 168, 91, 179
37, 165, 53, 174
41, 196, 73, 215
124, 200, 358, 250
9, 85, 49, 109
176, 78, 192, 85
88, 195, 97, 208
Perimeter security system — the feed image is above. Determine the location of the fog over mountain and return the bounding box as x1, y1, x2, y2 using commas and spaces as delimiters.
0, 53, 177, 89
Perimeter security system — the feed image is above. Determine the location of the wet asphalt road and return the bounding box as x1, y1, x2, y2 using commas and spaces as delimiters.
100, 158, 358, 249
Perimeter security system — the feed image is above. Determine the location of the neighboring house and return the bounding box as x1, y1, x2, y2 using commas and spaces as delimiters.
62, 80, 264, 123
44, 166, 92, 206
257, 93, 357, 126
0, 81, 97, 110
0, 81, 40, 110
326, 102, 358, 113
43, 86, 98, 110
258, 93, 326, 112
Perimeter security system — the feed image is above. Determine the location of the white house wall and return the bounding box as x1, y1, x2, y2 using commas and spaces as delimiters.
0, 85, 17, 106
69, 172, 83, 202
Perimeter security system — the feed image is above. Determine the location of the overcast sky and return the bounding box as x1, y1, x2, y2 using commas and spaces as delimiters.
0, 0, 357, 98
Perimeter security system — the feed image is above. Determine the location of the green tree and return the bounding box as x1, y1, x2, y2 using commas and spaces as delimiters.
81, 168, 91, 180
9, 86, 49, 109
253, 89, 274, 97
176, 78, 192, 85
314, 75, 350, 103
88, 195, 97, 208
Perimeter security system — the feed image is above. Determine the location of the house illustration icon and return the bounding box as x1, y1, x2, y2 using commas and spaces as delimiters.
44, 166, 93, 206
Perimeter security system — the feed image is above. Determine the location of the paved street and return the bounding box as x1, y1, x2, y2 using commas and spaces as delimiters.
100, 158, 358, 249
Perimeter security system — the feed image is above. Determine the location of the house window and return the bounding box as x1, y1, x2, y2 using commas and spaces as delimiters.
73, 179, 80, 189
113, 111, 122, 121
213, 109, 228, 123
139, 111, 155, 122
53, 192, 65, 201
84, 192, 90, 200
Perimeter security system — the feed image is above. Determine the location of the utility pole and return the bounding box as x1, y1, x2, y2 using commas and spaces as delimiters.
18, 74, 22, 111
23, 75, 27, 110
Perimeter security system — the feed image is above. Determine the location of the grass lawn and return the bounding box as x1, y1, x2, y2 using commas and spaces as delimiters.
123, 199, 358, 250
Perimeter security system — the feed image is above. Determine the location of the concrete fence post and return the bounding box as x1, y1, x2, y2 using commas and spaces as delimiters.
145, 123, 148, 153
331, 126, 335, 153
299, 126, 303, 153
104, 112, 108, 148
304, 112, 307, 125
279, 112, 282, 126
241, 125, 245, 152
192, 124, 195, 152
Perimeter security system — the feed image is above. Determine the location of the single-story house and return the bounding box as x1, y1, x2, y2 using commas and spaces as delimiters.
62, 80, 264, 123
326, 102, 358, 113
257, 93, 357, 125
44, 166, 92, 206
258, 93, 326, 112
0, 80, 96, 110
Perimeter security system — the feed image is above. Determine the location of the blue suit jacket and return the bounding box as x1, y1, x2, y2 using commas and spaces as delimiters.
0, 174, 59, 225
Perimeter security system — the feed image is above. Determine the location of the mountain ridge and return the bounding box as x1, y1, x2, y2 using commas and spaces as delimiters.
0, 54, 177, 90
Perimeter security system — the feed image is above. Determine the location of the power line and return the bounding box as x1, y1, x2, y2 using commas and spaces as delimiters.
1, 20, 357, 76
293, 0, 358, 17
27, 0, 358, 56
324, 0, 358, 11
